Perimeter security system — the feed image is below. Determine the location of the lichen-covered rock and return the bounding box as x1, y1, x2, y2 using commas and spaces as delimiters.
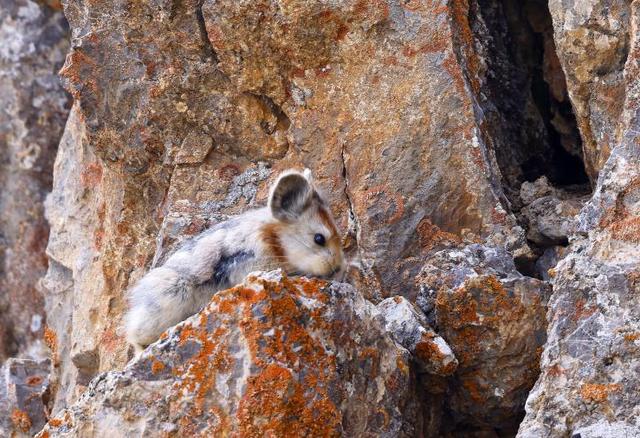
0, 0, 69, 360
43, 0, 534, 413
417, 244, 551, 434
37, 273, 422, 437
518, 130, 640, 438
378, 296, 458, 376
549, 0, 630, 181
0, 358, 51, 437
518, 3, 640, 435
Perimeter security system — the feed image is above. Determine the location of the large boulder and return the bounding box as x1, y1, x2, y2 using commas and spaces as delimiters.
549, 0, 631, 181
518, 133, 640, 438
37, 273, 422, 437
417, 244, 551, 435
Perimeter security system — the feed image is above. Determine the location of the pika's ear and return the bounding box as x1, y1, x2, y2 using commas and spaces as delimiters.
269, 171, 313, 222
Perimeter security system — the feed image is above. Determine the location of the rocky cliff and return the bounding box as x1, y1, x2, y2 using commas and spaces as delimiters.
0, 0, 639, 437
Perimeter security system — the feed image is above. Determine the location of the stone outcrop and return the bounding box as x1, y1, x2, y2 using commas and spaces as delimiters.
518, 2, 640, 433
378, 296, 458, 376
417, 244, 551, 435
42, 0, 535, 416
0, 0, 70, 361
37, 273, 422, 437
549, 0, 631, 181
1, 0, 639, 436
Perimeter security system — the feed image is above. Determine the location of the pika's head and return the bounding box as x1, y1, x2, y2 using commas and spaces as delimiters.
262, 169, 345, 278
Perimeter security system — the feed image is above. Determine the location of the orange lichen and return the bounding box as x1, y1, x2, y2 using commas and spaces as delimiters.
624, 332, 640, 342
599, 178, 640, 241
447, 0, 482, 94
443, 52, 467, 95
26, 375, 43, 386
572, 298, 597, 322
396, 356, 409, 375
609, 216, 640, 243
43, 326, 58, 364
416, 217, 461, 251
151, 360, 166, 375
80, 162, 103, 187
237, 364, 341, 438
163, 276, 397, 435
435, 274, 540, 366
580, 383, 621, 403
48, 417, 63, 428
11, 408, 32, 433
414, 333, 457, 375
547, 364, 564, 378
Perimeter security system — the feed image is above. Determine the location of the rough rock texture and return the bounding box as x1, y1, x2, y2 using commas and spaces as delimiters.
518, 3, 640, 433
1, 0, 636, 435
417, 244, 551, 435
38, 273, 422, 437
549, 0, 631, 181
43, 0, 540, 415
378, 296, 458, 376
519, 176, 590, 247
519, 138, 640, 438
0, 358, 51, 437
0, 0, 70, 361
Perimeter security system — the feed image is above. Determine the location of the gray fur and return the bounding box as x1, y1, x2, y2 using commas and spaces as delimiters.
124, 169, 345, 354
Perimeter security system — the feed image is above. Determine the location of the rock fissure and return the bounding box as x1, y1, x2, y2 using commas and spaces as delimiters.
1, 0, 639, 437
196, 0, 219, 64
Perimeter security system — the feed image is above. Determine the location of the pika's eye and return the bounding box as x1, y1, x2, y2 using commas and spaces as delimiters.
314, 233, 326, 246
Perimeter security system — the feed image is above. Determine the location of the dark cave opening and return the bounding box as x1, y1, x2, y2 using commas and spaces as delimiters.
437, 1, 593, 436
473, 0, 590, 195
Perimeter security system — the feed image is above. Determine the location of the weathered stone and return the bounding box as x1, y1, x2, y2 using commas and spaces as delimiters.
378, 296, 458, 376
519, 2, 640, 435
0, 358, 51, 437
43, 0, 536, 413
417, 244, 551, 434
518, 125, 640, 437
19, 0, 638, 435
0, 0, 70, 361
519, 177, 590, 246
549, 0, 630, 181
37, 273, 422, 437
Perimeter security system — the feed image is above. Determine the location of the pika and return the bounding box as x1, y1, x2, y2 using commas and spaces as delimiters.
124, 169, 345, 352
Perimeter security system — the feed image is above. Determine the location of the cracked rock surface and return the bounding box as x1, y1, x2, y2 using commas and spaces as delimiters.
37, 273, 422, 437
1, 0, 639, 436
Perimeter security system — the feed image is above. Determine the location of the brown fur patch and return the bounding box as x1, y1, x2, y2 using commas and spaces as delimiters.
260, 223, 288, 266
317, 206, 339, 236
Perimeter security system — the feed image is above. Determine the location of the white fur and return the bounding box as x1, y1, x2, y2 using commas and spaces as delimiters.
124, 170, 344, 353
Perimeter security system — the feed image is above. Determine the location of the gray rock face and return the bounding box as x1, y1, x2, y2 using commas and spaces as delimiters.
0, 0, 70, 361
518, 144, 640, 437
378, 296, 458, 376
0, 358, 51, 437
1, 0, 639, 435
519, 1, 640, 435
417, 244, 551, 435
549, 0, 630, 181
37, 273, 423, 437
519, 177, 590, 246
